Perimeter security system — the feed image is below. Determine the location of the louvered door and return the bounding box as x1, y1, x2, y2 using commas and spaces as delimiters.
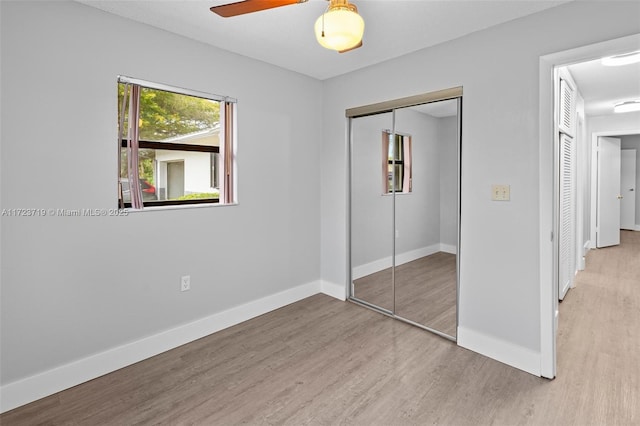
559, 133, 576, 300
558, 78, 576, 137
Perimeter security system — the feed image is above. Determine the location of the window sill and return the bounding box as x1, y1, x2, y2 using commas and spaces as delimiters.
123, 202, 238, 213
382, 192, 412, 196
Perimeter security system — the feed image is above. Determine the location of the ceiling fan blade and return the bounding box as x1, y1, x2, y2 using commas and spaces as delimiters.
210, 0, 302, 18
339, 40, 363, 54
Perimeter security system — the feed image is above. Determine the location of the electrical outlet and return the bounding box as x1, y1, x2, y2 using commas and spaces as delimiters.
181, 275, 191, 292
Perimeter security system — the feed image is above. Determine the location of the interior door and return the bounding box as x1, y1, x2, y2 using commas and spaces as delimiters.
559, 133, 575, 300
597, 136, 621, 248
620, 149, 637, 231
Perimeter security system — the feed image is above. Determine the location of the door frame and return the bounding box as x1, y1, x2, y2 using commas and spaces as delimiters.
591, 131, 640, 246
346, 88, 463, 342
620, 148, 638, 231
539, 33, 640, 379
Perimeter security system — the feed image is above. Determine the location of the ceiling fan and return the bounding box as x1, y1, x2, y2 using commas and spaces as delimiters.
210, 0, 365, 53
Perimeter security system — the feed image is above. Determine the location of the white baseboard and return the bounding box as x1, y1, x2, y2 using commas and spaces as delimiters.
395, 244, 441, 267
635, 225, 640, 231
457, 326, 541, 377
576, 241, 590, 270
440, 243, 457, 255
353, 244, 442, 279
320, 280, 346, 301
0, 280, 322, 413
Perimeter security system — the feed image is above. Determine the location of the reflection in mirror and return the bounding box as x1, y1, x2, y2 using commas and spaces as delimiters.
393, 99, 459, 337
383, 131, 412, 194
350, 112, 394, 312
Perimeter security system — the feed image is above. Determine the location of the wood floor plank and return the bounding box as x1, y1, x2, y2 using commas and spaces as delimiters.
2, 231, 638, 425
353, 252, 457, 336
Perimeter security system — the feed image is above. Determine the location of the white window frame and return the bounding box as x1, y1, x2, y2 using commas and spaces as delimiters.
117, 76, 237, 209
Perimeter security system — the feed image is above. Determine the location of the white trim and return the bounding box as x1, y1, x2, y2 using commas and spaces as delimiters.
458, 326, 540, 376
117, 75, 235, 103
0, 280, 322, 413
352, 244, 440, 279
439, 243, 457, 255
539, 52, 557, 379
395, 244, 441, 266
590, 134, 599, 249
578, 240, 590, 271
320, 280, 347, 301
635, 225, 640, 231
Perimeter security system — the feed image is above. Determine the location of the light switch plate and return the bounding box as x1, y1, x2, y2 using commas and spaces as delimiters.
492, 184, 510, 201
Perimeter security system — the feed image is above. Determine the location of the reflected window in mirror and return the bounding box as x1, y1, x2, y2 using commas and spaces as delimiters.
382, 130, 412, 194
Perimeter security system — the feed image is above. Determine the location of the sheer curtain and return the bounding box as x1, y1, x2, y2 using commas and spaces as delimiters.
402, 135, 412, 193
118, 83, 143, 209
222, 101, 235, 204
382, 131, 390, 194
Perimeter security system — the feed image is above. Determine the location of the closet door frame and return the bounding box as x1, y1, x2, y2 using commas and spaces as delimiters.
347, 87, 463, 341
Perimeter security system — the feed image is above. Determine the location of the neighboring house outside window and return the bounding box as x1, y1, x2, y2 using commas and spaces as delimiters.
118, 77, 237, 209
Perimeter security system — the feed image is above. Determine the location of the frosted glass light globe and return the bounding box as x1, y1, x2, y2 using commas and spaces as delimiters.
314, 7, 364, 52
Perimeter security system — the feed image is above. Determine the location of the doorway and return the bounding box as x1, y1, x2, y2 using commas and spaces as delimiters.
591, 132, 640, 248
167, 161, 185, 199
621, 147, 637, 230
539, 33, 640, 379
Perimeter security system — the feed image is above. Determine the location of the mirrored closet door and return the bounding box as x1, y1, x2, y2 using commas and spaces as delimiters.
350, 112, 395, 313
348, 89, 461, 340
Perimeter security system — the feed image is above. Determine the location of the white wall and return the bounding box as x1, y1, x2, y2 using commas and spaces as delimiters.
155, 150, 213, 195
621, 135, 640, 226
0, 0, 322, 404
394, 109, 442, 257
577, 102, 589, 256
350, 113, 395, 268
588, 111, 640, 135
439, 115, 459, 248
320, 1, 640, 373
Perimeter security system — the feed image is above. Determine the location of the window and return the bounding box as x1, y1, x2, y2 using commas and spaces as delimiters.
382, 130, 412, 194
117, 77, 236, 209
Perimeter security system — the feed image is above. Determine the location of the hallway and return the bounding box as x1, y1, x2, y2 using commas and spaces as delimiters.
550, 230, 640, 424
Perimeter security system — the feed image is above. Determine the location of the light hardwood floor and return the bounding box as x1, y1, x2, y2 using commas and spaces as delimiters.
2, 232, 638, 425
353, 252, 457, 336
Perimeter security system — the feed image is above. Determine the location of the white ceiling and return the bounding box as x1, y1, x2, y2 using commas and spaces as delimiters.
75, 0, 571, 80
567, 57, 640, 117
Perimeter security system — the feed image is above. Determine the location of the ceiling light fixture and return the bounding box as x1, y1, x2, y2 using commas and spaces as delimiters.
614, 100, 640, 113
601, 51, 640, 66
314, 0, 364, 52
